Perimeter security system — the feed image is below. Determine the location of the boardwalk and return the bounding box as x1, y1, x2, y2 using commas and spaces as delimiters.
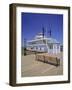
21, 53, 63, 77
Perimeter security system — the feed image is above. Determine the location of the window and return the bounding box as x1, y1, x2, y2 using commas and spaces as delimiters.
49, 44, 53, 49
57, 45, 59, 49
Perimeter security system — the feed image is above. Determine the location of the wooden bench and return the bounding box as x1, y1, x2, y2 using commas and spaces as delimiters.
36, 54, 60, 66
36, 54, 45, 62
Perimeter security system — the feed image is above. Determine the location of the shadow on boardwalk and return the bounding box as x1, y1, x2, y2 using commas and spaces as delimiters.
21, 53, 63, 77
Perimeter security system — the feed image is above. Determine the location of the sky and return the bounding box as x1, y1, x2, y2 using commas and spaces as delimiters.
21, 12, 63, 47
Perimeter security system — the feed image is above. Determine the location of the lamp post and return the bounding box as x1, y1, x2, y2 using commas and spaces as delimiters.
24, 38, 27, 56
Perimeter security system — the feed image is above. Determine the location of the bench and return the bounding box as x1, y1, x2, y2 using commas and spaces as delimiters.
36, 54, 60, 66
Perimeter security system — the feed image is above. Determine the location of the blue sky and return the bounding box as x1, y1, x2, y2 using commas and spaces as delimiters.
21, 12, 63, 46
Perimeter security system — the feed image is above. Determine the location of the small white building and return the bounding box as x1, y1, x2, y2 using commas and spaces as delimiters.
27, 33, 61, 54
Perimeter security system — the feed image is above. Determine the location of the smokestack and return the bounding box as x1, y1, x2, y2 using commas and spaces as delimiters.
49, 29, 51, 37
42, 27, 45, 38
48, 25, 52, 37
